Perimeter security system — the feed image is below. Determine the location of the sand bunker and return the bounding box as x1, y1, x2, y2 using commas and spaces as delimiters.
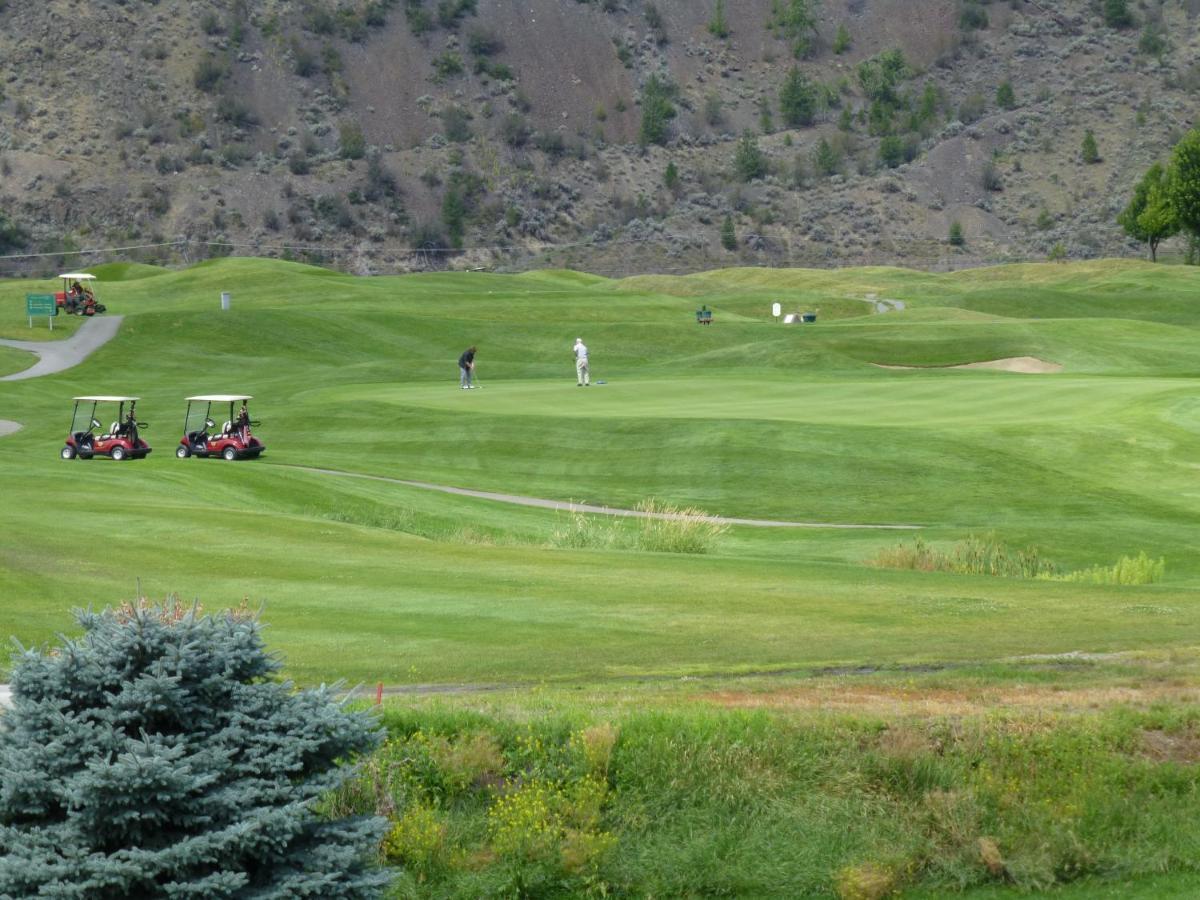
875, 356, 1062, 374
0, 420, 21, 438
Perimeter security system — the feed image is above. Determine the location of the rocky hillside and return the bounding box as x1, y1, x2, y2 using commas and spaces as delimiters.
1, 0, 1198, 274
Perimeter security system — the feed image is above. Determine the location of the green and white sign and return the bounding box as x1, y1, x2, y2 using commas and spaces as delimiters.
25, 293, 58, 329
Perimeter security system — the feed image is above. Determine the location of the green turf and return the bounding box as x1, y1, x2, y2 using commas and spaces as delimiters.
5, 257, 1200, 897
1, 257, 1200, 684
0, 345, 34, 377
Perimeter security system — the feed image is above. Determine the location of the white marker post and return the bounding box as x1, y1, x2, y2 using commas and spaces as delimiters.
772, 301, 781, 323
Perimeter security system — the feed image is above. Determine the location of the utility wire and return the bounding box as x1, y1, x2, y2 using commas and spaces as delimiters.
0, 239, 187, 261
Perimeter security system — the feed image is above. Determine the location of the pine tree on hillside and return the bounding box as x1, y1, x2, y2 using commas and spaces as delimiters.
708, 0, 730, 38
720, 214, 737, 250
734, 131, 768, 181
638, 74, 677, 147
771, 0, 821, 59
664, 160, 680, 190
833, 23, 851, 54
813, 136, 839, 176
443, 186, 466, 248
996, 80, 1015, 110
0, 601, 389, 899
779, 66, 818, 128
1103, 0, 1134, 28
0, 211, 26, 254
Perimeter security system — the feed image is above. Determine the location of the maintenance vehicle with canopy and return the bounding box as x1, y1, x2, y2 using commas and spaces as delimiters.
55, 273, 106, 316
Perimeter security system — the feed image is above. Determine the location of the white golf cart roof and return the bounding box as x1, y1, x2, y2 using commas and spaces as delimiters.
59, 273, 96, 281
73, 396, 138, 402
186, 395, 252, 402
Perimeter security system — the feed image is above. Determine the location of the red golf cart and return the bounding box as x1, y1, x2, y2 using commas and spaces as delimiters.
55, 273, 107, 316
62, 396, 151, 460
177, 395, 265, 461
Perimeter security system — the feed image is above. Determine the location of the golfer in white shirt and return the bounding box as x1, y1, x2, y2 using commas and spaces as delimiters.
573, 337, 590, 386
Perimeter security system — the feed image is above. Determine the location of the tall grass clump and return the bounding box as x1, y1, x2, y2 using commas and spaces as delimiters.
550, 501, 728, 554
870, 535, 1058, 579
633, 499, 729, 554
336, 705, 1200, 897
328, 718, 621, 896
549, 510, 623, 550
1046, 551, 1165, 586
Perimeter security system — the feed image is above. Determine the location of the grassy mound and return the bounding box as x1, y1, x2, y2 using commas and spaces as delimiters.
85, 262, 171, 281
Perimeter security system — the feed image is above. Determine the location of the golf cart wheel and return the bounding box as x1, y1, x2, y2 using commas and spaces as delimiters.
111, 445, 128, 461
222, 446, 238, 461
61, 445, 77, 460
176, 445, 191, 459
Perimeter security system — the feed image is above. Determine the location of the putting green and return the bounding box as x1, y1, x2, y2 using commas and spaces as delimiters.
323, 375, 1195, 429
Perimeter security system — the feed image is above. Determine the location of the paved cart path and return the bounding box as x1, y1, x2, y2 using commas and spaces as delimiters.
0, 316, 124, 381
287, 465, 922, 530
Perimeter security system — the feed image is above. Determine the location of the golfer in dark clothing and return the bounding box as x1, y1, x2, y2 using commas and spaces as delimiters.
458, 346, 476, 389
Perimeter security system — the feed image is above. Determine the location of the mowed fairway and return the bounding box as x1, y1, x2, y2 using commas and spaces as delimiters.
1, 258, 1199, 684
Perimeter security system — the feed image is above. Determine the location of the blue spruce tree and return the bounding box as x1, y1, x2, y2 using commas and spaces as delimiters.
0, 601, 390, 898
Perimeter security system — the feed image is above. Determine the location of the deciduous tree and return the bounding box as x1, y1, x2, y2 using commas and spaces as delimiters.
1119, 163, 1179, 261
1168, 127, 1200, 239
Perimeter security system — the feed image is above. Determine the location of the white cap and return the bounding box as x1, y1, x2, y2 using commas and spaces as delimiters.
575, 337, 582, 342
